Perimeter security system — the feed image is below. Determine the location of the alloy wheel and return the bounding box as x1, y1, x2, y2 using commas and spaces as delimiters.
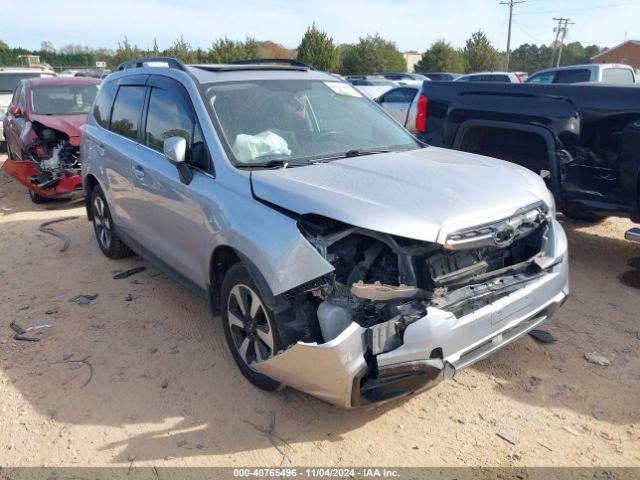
226, 284, 274, 368
93, 196, 112, 250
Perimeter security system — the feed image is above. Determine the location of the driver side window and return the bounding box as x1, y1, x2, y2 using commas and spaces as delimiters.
145, 86, 210, 170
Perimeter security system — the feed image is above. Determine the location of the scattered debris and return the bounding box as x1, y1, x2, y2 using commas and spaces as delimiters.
244, 411, 290, 463
562, 426, 581, 437
69, 294, 98, 306
496, 431, 518, 445
125, 293, 138, 302
177, 440, 204, 450
26, 324, 51, 332
584, 352, 611, 366
150, 347, 158, 354
592, 410, 606, 421
45, 309, 58, 315
528, 329, 557, 343
113, 267, 146, 280
62, 356, 94, 387
170, 346, 179, 354
14, 335, 40, 342
10, 322, 27, 335
38, 217, 79, 252
130, 279, 144, 285
608, 302, 621, 310
160, 380, 169, 389
537, 441, 553, 452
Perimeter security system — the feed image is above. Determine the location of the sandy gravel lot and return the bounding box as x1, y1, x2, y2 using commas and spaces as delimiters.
0, 153, 639, 468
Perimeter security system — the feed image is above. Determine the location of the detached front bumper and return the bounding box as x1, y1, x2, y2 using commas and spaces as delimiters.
1, 159, 83, 199
254, 219, 569, 408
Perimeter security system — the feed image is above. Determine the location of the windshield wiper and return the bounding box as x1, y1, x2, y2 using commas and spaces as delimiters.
344, 149, 392, 157
237, 159, 308, 170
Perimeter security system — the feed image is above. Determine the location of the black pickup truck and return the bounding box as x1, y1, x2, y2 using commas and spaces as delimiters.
414, 81, 640, 239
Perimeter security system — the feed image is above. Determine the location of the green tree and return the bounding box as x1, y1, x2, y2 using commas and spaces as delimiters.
296, 24, 339, 71
463, 30, 501, 73
339, 34, 406, 75
164, 35, 198, 63
208, 37, 260, 63
414, 39, 464, 73
110, 37, 143, 68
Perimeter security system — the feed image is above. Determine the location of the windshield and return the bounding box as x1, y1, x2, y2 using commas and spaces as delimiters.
30, 84, 99, 115
0, 73, 53, 94
204, 79, 420, 166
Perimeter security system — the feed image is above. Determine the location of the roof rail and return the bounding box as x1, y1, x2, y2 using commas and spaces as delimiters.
227, 58, 312, 69
116, 57, 188, 72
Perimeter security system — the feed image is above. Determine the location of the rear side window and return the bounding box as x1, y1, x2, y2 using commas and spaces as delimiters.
553, 69, 590, 84
381, 88, 417, 103
109, 86, 146, 141
145, 87, 209, 170
92, 80, 117, 128
527, 72, 555, 84
470, 75, 510, 82
602, 68, 635, 84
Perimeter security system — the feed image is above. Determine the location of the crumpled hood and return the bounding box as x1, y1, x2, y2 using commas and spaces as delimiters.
251, 146, 553, 244
30, 113, 87, 144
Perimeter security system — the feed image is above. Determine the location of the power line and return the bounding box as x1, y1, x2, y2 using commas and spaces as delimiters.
501, 0, 525, 71
517, 1, 640, 15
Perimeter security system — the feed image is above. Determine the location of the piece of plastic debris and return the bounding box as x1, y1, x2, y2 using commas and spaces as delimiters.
125, 293, 138, 302
496, 431, 518, 445
528, 329, 557, 343
113, 267, 146, 279
585, 352, 611, 366
592, 410, 605, 421
13, 335, 40, 342
69, 294, 98, 306
26, 324, 51, 332
45, 309, 58, 315
38, 217, 79, 252
10, 322, 27, 335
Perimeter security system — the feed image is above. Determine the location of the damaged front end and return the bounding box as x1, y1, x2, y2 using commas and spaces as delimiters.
253, 202, 569, 408
3, 122, 83, 198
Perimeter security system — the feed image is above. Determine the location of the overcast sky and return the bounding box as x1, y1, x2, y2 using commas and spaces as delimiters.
7, 0, 640, 52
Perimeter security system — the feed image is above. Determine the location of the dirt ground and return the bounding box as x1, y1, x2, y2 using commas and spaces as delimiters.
0, 153, 639, 469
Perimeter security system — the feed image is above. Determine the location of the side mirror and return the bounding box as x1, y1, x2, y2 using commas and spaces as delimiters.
8, 105, 22, 117
163, 136, 193, 185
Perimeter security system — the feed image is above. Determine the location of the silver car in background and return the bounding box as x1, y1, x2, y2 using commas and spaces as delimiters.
81, 57, 568, 408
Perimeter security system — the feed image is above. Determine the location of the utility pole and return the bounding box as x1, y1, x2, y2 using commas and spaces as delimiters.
550, 17, 573, 67
501, 0, 525, 71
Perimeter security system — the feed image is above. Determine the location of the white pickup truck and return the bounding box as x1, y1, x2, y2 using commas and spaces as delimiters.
526, 63, 638, 85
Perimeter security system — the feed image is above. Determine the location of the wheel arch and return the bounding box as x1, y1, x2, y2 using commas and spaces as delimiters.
83, 173, 100, 221
453, 120, 561, 204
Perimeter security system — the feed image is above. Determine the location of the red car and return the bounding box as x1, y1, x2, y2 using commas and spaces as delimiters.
2, 77, 100, 202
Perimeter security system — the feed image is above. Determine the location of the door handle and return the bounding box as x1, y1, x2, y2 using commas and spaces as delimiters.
133, 164, 145, 179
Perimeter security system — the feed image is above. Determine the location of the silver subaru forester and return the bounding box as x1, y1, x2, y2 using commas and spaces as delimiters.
81, 57, 569, 408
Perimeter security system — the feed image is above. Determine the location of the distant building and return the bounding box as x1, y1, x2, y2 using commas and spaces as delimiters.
403, 51, 422, 73
591, 40, 640, 69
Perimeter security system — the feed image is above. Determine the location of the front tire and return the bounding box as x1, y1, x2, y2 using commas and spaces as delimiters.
221, 263, 283, 391
29, 189, 49, 204
90, 185, 132, 259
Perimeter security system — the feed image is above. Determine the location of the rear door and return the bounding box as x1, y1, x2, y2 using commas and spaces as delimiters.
378, 87, 418, 125
96, 76, 148, 234
128, 75, 213, 287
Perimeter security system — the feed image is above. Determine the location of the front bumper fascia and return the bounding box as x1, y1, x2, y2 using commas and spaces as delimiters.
253, 219, 569, 408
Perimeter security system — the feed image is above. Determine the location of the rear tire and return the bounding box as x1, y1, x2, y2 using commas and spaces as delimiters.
90, 185, 132, 259
221, 263, 283, 391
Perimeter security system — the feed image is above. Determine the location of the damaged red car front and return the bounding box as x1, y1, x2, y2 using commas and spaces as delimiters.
2, 77, 100, 202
